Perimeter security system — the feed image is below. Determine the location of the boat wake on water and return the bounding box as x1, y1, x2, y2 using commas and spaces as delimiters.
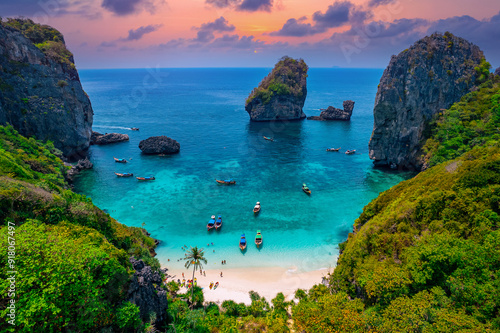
93, 125, 136, 131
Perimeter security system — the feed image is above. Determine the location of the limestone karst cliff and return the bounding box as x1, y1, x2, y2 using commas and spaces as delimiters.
0, 19, 93, 159
245, 56, 308, 121
368, 32, 485, 170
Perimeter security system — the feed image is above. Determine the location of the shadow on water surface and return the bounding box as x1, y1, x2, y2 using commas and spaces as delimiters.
245, 120, 306, 167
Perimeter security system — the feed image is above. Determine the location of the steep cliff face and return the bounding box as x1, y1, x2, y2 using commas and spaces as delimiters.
368, 32, 484, 170
0, 19, 93, 159
128, 257, 168, 328
245, 56, 308, 121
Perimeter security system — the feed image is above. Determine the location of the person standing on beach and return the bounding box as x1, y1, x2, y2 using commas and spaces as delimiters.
220, 272, 223, 277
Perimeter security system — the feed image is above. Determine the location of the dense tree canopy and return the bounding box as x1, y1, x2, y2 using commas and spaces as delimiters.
0, 126, 160, 332
246, 56, 308, 105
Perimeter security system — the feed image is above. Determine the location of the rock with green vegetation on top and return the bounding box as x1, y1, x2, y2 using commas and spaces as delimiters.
369, 32, 488, 170
245, 56, 308, 121
0, 18, 93, 159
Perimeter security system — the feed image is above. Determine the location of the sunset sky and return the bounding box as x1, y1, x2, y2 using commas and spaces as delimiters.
2, 0, 500, 68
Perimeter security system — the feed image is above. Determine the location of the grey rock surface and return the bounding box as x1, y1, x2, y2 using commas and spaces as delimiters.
308, 100, 355, 121
0, 22, 93, 159
128, 257, 168, 328
369, 32, 485, 170
139, 136, 180, 154
66, 158, 93, 181
495, 67, 500, 76
90, 131, 129, 145
246, 95, 307, 121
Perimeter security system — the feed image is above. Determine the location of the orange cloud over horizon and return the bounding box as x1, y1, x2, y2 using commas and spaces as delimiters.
3, 0, 499, 68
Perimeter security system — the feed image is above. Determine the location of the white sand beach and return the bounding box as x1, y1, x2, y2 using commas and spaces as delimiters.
164, 266, 331, 305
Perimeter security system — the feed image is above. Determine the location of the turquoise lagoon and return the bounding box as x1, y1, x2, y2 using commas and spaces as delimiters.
75, 68, 411, 273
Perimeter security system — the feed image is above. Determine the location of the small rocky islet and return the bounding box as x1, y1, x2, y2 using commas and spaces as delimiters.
139, 135, 180, 155
90, 131, 129, 145
245, 56, 356, 122
308, 100, 355, 121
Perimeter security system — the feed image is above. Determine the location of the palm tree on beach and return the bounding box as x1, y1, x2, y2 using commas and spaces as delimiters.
184, 246, 207, 308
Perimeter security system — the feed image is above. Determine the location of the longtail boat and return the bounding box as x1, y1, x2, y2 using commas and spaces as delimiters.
216, 179, 236, 185
207, 215, 216, 231
239, 234, 247, 250
253, 202, 261, 214
114, 157, 127, 163
255, 230, 263, 248
136, 176, 155, 181
302, 183, 311, 195
115, 172, 133, 177
215, 215, 223, 230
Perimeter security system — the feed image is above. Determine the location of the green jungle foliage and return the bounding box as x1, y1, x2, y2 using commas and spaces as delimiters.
1, 18, 75, 68
164, 287, 290, 333
1, 50, 499, 331
328, 94, 500, 330
0, 221, 131, 331
423, 74, 500, 167
246, 56, 308, 105
0, 125, 160, 332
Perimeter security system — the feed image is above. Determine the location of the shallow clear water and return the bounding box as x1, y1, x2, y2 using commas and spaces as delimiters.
75, 68, 411, 273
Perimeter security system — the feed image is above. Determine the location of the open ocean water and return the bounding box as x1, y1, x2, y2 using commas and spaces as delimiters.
75, 68, 412, 273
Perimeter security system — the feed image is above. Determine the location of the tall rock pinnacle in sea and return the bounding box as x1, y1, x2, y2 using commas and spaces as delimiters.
0, 19, 93, 159
368, 32, 485, 170
245, 56, 308, 121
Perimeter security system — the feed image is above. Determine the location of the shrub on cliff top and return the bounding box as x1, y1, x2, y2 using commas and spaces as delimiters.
2, 18, 64, 44
246, 56, 308, 105
423, 75, 500, 168
2, 18, 75, 68
475, 58, 492, 85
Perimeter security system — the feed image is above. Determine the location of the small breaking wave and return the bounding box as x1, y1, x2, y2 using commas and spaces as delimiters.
93, 125, 134, 131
